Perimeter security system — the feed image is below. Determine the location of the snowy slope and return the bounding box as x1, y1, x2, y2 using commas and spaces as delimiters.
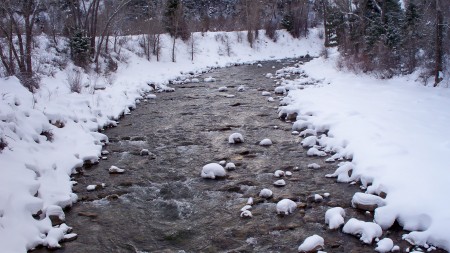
281, 50, 450, 251
0, 29, 322, 252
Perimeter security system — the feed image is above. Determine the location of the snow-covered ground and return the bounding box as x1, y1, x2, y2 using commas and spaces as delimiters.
280, 49, 450, 251
0, 30, 322, 252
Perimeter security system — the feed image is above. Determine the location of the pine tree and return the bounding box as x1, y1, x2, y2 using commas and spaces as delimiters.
69, 30, 90, 67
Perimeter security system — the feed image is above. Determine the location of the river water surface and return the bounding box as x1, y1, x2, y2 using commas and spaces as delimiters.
34, 59, 440, 253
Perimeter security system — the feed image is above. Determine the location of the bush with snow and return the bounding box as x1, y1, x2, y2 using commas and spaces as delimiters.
259, 188, 273, 198
201, 163, 226, 179
228, 133, 244, 144
342, 218, 382, 244
325, 207, 345, 229
276, 199, 297, 215
260, 138, 273, 146
297, 234, 324, 252
375, 238, 394, 253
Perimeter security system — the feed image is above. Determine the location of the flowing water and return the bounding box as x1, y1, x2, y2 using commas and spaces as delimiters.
33, 59, 442, 253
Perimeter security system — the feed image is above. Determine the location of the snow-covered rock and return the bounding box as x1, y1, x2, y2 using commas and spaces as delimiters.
300, 129, 317, 137
325, 207, 345, 229
274, 86, 286, 94
273, 179, 286, 186
260, 138, 273, 146
240, 205, 252, 212
266, 73, 273, 78
247, 197, 254, 205
307, 147, 327, 156
307, 163, 321, 169
219, 160, 227, 166
352, 192, 386, 211
204, 77, 216, 82
44, 224, 73, 249
228, 133, 244, 144
240, 210, 253, 218
297, 234, 324, 252
259, 188, 273, 198
314, 194, 323, 202
218, 86, 228, 92
375, 238, 394, 253
140, 149, 150, 156
276, 199, 297, 215
45, 205, 65, 223
325, 162, 358, 183
146, 94, 157, 99
292, 131, 300, 135
342, 218, 382, 244
267, 97, 275, 102
109, 165, 125, 174
301, 136, 318, 148
201, 163, 226, 179
225, 162, 236, 170
285, 171, 292, 176
237, 85, 245, 92
262, 91, 271, 96
257, 63, 263, 68
274, 170, 285, 177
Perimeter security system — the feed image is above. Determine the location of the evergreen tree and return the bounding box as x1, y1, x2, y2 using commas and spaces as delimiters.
69, 30, 90, 67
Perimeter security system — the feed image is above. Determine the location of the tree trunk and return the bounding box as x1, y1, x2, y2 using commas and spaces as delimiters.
434, 0, 443, 86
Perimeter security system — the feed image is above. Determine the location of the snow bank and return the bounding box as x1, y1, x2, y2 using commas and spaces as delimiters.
280, 50, 450, 250
0, 29, 322, 251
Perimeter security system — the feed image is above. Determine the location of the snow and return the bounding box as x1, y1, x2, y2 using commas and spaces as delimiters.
276, 199, 297, 215
342, 218, 382, 244
301, 136, 318, 148
279, 50, 450, 250
297, 234, 324, 252
325, 207, 345, 229
240, 210, 252, 218
375, 238, 394, 253
225, 162, 236, 170
0, 29, 323, 251
306, 147, 326, 157
259, 188, 273, 198
261, 91, 271, 96
352, 192, 386, 211
218, 86, 228, 92
307, 163, 321, 169
200, 163, 226, 179
247, 197, 253, 205
228, 133, 244, 144
259, 138, 273, 146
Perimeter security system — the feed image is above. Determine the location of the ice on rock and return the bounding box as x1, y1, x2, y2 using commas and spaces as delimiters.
204, 76, 216, 82
301, 136, 318, 148
307, 163, 321, 169
274, 170, 285, 177
307, 147, 327, 157
375, 238, 394, 253
201, 163, 226, 179
352, 192, 386, 211
225, 162, 236, 170
273, 179, 286, 186
274, 86, 286, 94
218, 86, 228, 92
297, 234, 324, 252
267, 97, 275, 102
228, 133, 244, 144
240, 210, 253, 218
342, 218, 382, 244
325, 207, 345, 229
109, 165, 125, 174
259, 188, 273, 198
260, 138, 273, 146
276, 199, 297, 215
